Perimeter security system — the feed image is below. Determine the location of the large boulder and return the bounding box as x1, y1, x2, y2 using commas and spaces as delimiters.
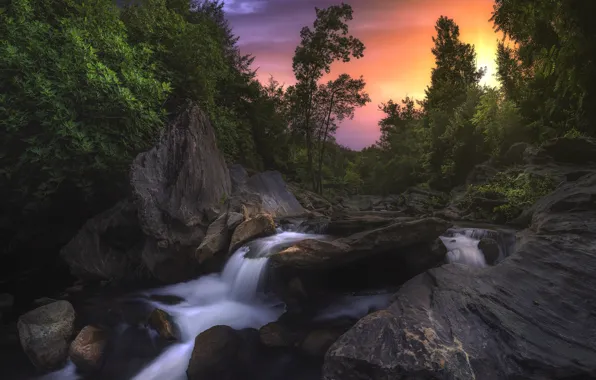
227, 171, 306, 218
60, 200, 144, 280
17, 301, 76, 370
541, 136, 596, 165
324, 173, 596, 380
272, 218, 451, 270
195, 212, 239, 266
228, 213, 276, 254
147, 308, 179, 341
131, 102, 231, 282
69, 325, 109, 373
187, 325, 260, 380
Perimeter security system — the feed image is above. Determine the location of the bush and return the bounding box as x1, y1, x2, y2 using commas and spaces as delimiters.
463, 171, 557, 222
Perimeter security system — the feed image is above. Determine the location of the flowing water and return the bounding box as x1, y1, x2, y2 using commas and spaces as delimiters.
440, 227, 515, 268
36, 230, 390, 380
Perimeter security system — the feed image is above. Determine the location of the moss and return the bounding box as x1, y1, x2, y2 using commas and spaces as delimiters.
462, 170, 556, 222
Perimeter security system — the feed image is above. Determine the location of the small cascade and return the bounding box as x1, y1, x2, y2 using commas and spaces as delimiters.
440, 227, 516, 268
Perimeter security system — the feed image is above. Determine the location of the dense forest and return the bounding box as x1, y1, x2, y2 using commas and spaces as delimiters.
1, 0, 595, 258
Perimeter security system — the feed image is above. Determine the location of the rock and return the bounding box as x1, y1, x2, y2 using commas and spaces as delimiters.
195, 213, 231, 265
17, 301, 76, 370
32, 298, 59, 308
324, 172, 596, 380
541, 136, 596, 165
402, 187, 447, 215
272, 218, 451, 270
129, 102, 231, 282
69, 325, 108, 372
60, 200, 145, 280
288, 183, 333, 213
147, 308, 179, 341
478, 237, 500, 265
229, 213, 276, 254
0, 293, 14, 313
187, 325, 259, 380
226, 212, 244, 230
466, 163, 499, 185
228, 164, 249, 193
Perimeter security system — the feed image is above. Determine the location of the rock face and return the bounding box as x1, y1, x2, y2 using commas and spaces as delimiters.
195, 213, 238, 265
187, 325, 260, 380
228, 213, 276, 254
69, 325, 108, 372
131, 103, 231, 282
324, 173, 596, 380
17, 301, 76, 370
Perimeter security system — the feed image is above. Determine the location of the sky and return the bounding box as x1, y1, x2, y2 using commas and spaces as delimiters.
225, 0, 501, 150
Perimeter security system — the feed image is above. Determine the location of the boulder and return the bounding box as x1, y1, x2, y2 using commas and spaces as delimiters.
60, 200, 144, 280
478, 237, 500, 265
147, 308, 179, 341
402, 187, 448, 216
195, 213, 232, 265
69, 325, 108, 372
187, 325, 260, 380
17, 301, 76, 370
324, 173, 596, 380
226, 212, 244, 230
287, 183, 333, 214
131, 102, 231, 282
272, 218, 451, 270
301, 329, 345, 357
229, 213, 276, 254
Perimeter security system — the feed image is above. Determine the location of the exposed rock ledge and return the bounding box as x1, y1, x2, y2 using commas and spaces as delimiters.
324, 172, 596, 380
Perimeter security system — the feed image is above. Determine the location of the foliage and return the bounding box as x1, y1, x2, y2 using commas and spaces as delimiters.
463, 171, 557, 222
0, 0, 168, 216
290, 3, 365, 191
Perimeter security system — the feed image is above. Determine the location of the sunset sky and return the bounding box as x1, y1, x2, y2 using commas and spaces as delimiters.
225, 0, 501, 150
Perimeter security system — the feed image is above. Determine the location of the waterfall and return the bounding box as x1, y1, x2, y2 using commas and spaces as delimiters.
439, 227, 515, 268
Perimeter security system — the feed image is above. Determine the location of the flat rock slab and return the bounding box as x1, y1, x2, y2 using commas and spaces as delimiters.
324, 173, 596, 380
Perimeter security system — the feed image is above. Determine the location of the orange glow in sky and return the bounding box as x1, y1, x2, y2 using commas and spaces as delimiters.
236, 0, 501, 149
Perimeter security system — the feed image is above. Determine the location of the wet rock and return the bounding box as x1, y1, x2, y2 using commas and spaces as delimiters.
326, 211, 407, 236
147, 308, 178, 341
259, 322, 293, 348
17, 300, 76, 370
272, 218, 452, 270
229, 213, 276, 253
69, 325, 108, 372
187, 325, 260, 380
324, 172, 596, 380
478, 237, 500, 265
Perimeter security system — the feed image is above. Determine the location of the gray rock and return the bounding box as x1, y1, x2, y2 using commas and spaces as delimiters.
229, 213, 276, 254
226, 212, 244, 230
196, 213, 232, 265
17, 301, 76, 370
478, 237, 500, 265
324, 173, 596, 380
131, 102, 230, 282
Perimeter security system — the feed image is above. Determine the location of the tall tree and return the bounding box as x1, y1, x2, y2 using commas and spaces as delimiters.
422, 16, 485, 184
491, 0, 596, 136
313, 74, 370, 193
291, 3, 365, 190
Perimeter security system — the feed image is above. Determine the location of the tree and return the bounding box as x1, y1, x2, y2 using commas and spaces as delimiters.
291, 3, 365, 190
313, 74, 370, 193
422, 16, 485, 185
491, 0, 596, 137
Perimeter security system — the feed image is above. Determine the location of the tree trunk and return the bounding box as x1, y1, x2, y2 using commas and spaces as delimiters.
317, 93, 336, 194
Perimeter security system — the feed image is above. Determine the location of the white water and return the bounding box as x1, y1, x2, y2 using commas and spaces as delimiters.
440, 229, 489, 268
38, 230, 394, 380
